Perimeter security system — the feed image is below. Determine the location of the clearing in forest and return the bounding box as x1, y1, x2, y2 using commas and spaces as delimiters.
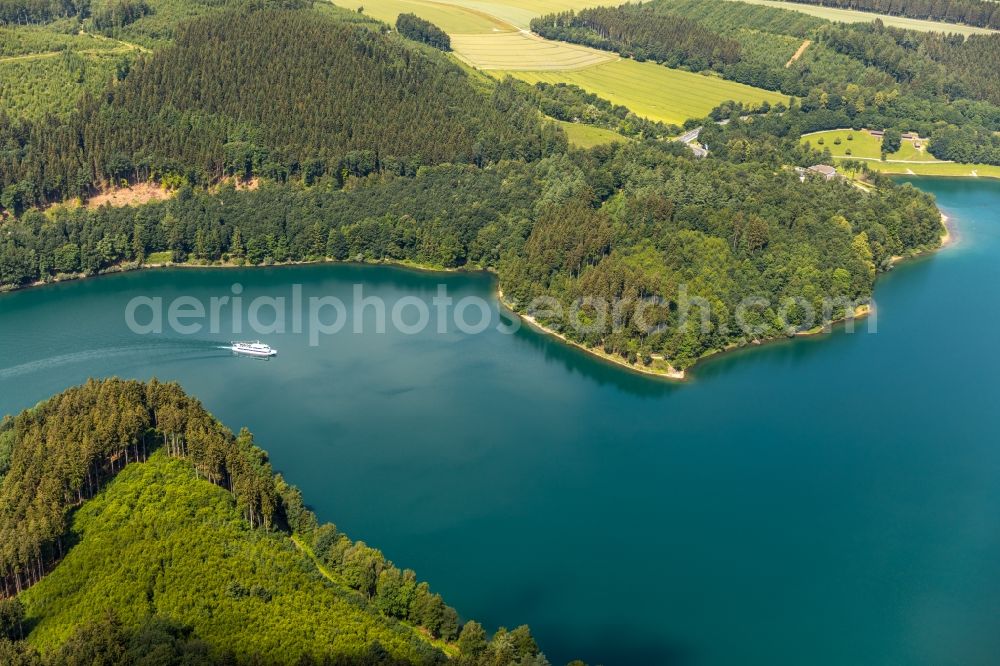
501, 58, 789, 125
797, 129, 1000, 178
451, 31, 615, 70
801, 129, 938, 161
557, 120, 628, 148
86, 183, 173, 209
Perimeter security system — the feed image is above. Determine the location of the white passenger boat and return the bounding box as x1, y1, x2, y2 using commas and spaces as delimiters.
229, 341, 277, 357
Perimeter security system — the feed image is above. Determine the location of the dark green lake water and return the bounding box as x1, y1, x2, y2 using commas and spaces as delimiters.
1, 178, 998, 666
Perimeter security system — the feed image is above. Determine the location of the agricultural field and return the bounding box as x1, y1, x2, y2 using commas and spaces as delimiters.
557, 120, 628, 148
802, 129, 939, 161
335, 0, 514, 33
726, 0, 997, 35
501, 58, 789, 124
452, 31, 615, 70
432, 0, 610, 30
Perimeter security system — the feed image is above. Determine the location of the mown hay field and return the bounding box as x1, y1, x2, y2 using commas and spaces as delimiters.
501, 58, 790, 124
335, 0, 515, 33
452, 31, 615, 70
726, 0, 996, 35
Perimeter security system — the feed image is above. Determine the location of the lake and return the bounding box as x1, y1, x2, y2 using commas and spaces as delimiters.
1, 177, 998, 666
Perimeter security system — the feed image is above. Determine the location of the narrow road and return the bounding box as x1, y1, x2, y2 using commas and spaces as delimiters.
677, 127, 701, 144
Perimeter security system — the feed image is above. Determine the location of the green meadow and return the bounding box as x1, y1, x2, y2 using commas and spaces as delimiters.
802, 129, 939, 161
501, 59, 789, 124
557, 120, 628, 148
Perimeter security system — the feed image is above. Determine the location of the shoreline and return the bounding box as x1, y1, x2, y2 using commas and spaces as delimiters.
891, 212, 952, 265
494, 210, 950, 380
0, 256, 485, 295
0, 211, 955, 382
495, 288, 686, 381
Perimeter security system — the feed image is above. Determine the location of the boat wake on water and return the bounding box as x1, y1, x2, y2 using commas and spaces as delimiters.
0, 340, 275, 380
0, 341, 218, 380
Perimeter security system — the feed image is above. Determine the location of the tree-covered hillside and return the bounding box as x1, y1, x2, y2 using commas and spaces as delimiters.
0, 379, 548, 664
17, 454, 446, 663
0, 5, 562, 211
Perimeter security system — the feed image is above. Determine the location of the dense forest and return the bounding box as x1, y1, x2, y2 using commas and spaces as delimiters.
396, 12, 450, 51
531, 6, 741, 70
782, 0, 1000, 29
534, 0, 1000, 165
0, 379, 550, 664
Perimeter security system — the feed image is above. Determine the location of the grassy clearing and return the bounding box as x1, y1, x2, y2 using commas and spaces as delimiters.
844, 160, 1000, 179
557, 120, 628, 148
146, 251, 174, 264
501, 58, 789, 124
432, 0, 610, 30
802, 129, 938, 161
452, 31, 614, 69
336, 0, 515, 33
725, 0, 996, 35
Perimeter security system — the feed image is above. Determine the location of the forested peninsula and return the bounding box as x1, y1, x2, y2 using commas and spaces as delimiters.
0, 0, 951, 376
0, 378, 550, 665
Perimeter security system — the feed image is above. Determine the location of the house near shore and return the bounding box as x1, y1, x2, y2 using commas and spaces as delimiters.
807, 164, 839, 181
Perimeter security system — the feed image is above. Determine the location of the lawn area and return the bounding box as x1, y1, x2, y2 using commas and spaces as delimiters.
845, 161, 1000, 179
726, 0, 996, 35
335, 0, 515, 33
802, 129, 938, 161
453, 31, 614, 69
146, 251, 174, 264
500, 58, 789, 124
557, 120, 628, 148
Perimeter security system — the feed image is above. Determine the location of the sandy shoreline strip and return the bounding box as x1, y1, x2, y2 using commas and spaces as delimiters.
496, 288, 686, 381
